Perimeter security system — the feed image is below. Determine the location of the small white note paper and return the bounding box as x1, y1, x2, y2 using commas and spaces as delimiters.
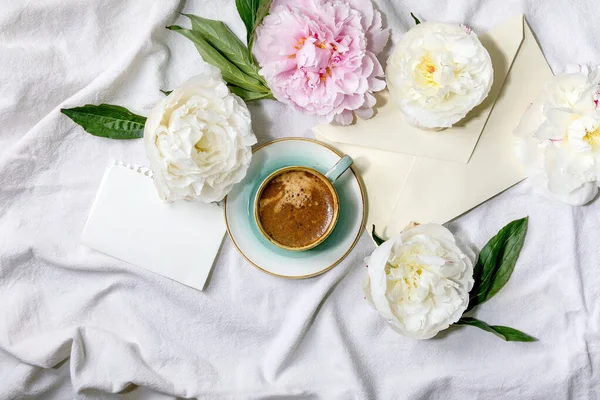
81, 164, 226, 291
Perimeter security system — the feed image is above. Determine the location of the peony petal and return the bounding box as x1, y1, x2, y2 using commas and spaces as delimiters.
544, 146, 590, 195
368, 77, 387, 92
367, 240, 398, 322
535, 120, 566, 141
367, 12, 389, 54
514, 98, 546, 139
354, 106, 374, 120
553, 182, 598, 205
334, 109, 355, 125
363, 92, 377, 108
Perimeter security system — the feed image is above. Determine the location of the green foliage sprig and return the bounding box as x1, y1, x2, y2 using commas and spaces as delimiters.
62, 1, 274, 139
167, 1, 273, 101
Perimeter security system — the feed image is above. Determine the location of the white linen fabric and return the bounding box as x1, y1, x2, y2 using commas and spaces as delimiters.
0, 0, 599, 399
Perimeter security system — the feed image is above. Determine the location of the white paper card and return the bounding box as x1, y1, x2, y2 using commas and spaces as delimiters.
81, 164, 225, 291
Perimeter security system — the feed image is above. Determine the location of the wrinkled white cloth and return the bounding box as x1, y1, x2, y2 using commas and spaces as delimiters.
1, 0, 600, 399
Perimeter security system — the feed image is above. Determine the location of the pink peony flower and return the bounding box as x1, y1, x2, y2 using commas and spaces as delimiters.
253, 0, 389, 125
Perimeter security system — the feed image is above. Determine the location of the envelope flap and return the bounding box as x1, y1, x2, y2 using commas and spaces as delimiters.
312, 15, 525, 164
480, 15, 524, 71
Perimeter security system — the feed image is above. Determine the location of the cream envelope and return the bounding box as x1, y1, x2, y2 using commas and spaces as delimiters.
313, 15, 553, 238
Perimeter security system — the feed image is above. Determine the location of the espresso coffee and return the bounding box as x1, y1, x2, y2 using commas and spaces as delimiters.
258, 170, 336, 249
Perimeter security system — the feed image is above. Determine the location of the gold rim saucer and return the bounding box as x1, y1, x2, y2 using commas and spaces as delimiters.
223, 137, 367, 279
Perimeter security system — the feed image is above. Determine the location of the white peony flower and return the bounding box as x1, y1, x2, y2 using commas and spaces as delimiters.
514, 67, 600, 205
364, 223, 474, 340
386, 22, 494, 129
144, 64, 257, 203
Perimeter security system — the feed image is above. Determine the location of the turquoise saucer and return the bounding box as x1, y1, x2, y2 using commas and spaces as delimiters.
224, 138, 366, 278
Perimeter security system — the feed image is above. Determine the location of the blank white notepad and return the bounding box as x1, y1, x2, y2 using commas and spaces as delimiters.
81, 164, 225, 291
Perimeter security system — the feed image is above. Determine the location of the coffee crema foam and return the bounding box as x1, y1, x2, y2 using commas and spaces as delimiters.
258, 170, 335, 248
260, 172, 317, 211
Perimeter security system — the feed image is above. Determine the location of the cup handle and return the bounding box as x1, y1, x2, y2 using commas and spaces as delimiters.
325, 155, 353, 183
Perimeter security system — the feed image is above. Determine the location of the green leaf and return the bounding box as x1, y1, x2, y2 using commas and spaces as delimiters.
235, 0, 260, 44
254, 0, 272, 32
61, 104, 145, 139
160, 90, 172, 96
411, 12, 421, 25
456, 317, 536, 342
227, 84, 273, 101
467, 217, 528, 312
371, 225, 385, 246
167, 26, 268, 93
182, 13, 267, 86
248, 0, 272, 53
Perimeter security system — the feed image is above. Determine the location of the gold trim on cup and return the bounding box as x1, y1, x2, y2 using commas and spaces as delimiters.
223, 137, 367, 279
254, 166, 341, 252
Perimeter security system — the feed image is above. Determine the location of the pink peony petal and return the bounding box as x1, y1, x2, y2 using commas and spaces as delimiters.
368, 77, 387, 92
367, 11, 390, 54
334, 109, 355, 125
355, 105, 375, 120
364, 92, 377, 108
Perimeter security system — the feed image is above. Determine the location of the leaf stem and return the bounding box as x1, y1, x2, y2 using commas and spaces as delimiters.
456, 317, 536, 342
371, 225, 385, 246
411, 12, 421, 25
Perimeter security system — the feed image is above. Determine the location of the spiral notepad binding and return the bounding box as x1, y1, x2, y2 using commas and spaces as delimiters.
109, 160, 153, 178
